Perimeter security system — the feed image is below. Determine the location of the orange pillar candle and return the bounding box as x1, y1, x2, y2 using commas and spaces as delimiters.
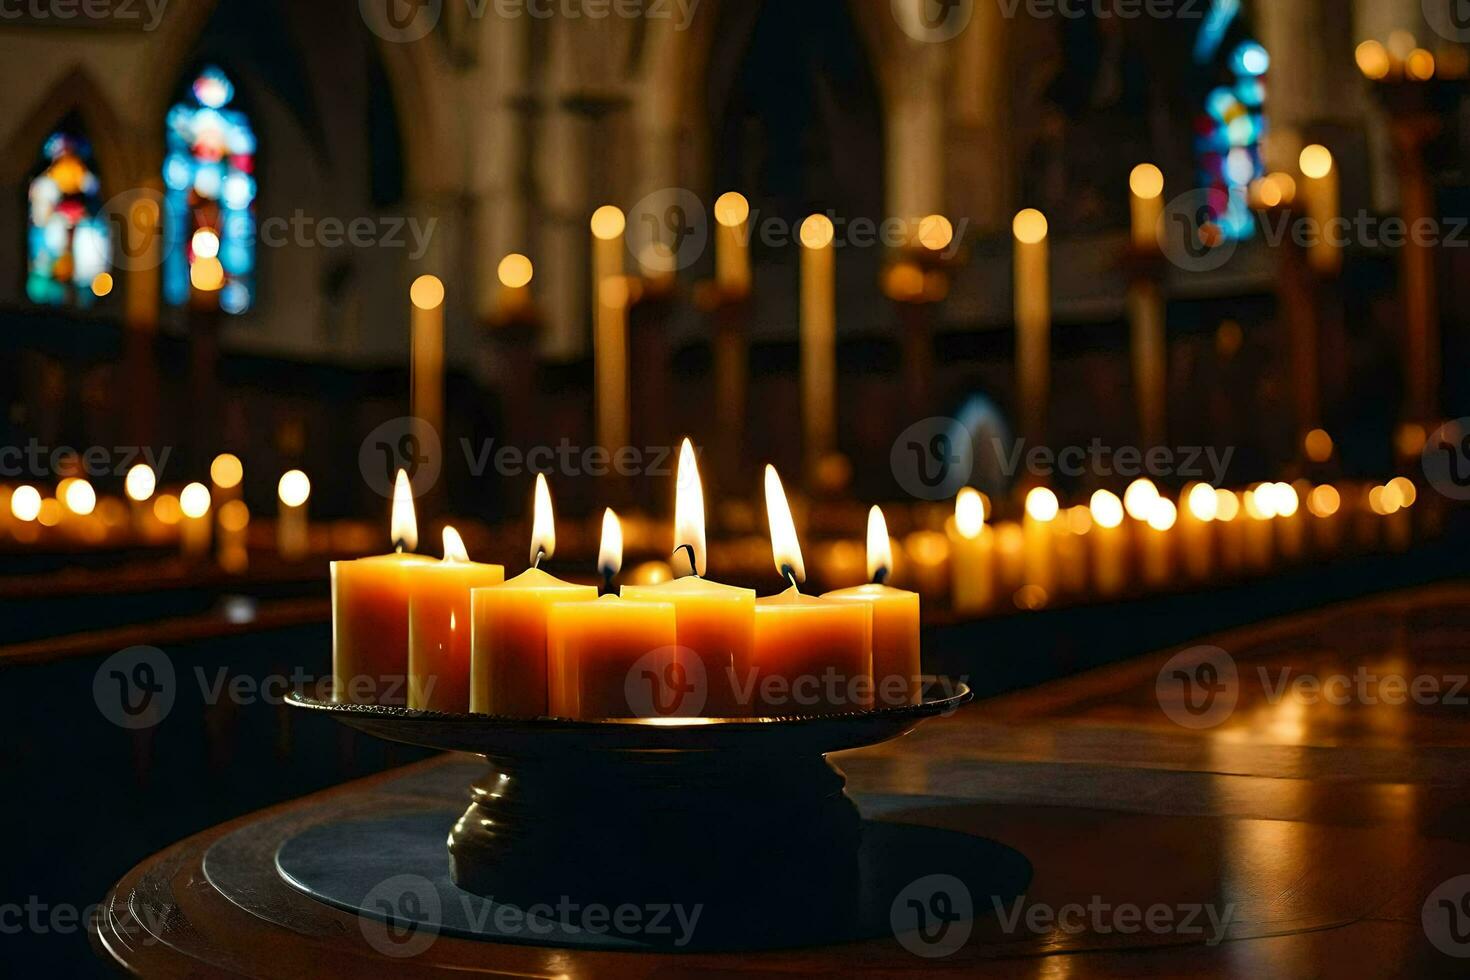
750, 466, 872, 716
619, 439, 754, 716
822, 506, 921, 708
331, 471, 431, 705
1089, 490, 1127, 598
470, 475, 596, 716
547, 596, 680, 719
408, 527, 506, 713
948, 488, 994, 614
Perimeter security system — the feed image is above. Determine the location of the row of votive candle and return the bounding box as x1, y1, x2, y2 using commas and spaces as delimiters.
332, 459, 921, 720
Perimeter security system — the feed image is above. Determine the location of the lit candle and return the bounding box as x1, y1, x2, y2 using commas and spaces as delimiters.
1013, 209, 1050, 444
1214, 489, 1245, 574
547, 596, 679, 720
1142, 496, 1177, 587
408, 527, 506, 713
1129, 164, 1164, 253
948, 488, 993, 614
210, 453, 243, 507
331, 471, 431, 705
1306, 483, 1342, 553
750, 466, 871, 716
1299, 145, 1340, 276
497, 253, 534, 320
410, 275, 445, 453
822, 506, 921, 707
1241, 484, 1275, 571
124, 463, 157, 539
1022, 487, 1059, 601
1056, 506, 1091, 597
993, 522, 1025, 601
1275, 482, 1305, 560
1180, 483, 1218, 581
591, 206, 629, 451
276, 469, 310, 562
799, 214, 837, 467
714, 192, 752, 300
179, 481, 212, 560
470, 474, 597, 716
1089, 490, 1127, 597
620, 440, 755, 716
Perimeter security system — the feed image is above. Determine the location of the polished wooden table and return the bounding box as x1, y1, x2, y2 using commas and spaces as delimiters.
95, 584, 1470, 976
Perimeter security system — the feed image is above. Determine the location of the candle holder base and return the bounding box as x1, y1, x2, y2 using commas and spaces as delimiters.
286, 682, 971, 926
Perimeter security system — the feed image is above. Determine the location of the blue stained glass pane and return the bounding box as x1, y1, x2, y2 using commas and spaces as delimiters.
1195, 27, 1268, 243
25, 129, 111, 307
162, 65, 257, 314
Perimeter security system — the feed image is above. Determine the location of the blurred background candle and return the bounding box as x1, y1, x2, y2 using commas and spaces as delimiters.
124, 463, 157, 538
497, 252, 534, 319
1180, 483, 1218, 581
822, 506, 921, 707
1129, 163, 1164, 252
1142, 496, 1176, 587
949, 488, 993, 614
751, 466, 871, 716
1307, 483, 1342, 553
408, 527, 506, 713
1242, 485, 1275, 571
1274, 482, 1305, 560
1299, 144, 1341, 277
1214, 489, 1245, 574
410, 274, 445, 460
1023, 487, 1058, 602
1057, 505, 1091, 597
331, 471, 427, 705
179, 481, 212, 560
1013, 208, 1050, 445
210, 452, 243, 508
276, 469, 310, 562
714, 191, 752, 299
621, 440, 754, 716
471, 475, 597, 716
800, 214, 837, 470
217, 498, 249, 573
590, 205, 629, 452
1089, 490, 1126, 597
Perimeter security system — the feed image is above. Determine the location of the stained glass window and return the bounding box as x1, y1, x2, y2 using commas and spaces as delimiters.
1193, 3, 1267, 242
27, 130, 111, 307
163, 65, 257, 315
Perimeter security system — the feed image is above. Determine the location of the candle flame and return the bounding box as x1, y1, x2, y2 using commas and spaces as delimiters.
867, 505, 893, 583
442, 525, 469, 563
530, 473, 556, 565
955, 488, 986, 539
599, 508, 623, 578
391, 470, 418, 552
763, 465, 805, 585
674, 438, 707, 577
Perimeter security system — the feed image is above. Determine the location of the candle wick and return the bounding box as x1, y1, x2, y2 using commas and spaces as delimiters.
873, 566, 890, 586
601, 566, 615, 596
781, 564, 800, 593
671, 543, 699, 579
533, 548, 545, 570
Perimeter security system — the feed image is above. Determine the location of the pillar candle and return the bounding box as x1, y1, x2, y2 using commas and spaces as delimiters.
1299, 144, 1341, 277
1214, 490, 1246, 575
1129, 164, 1165, 253
754, 465, 872, 715
547, 596, 680, 719
1023, 487, 1059, 598
497, 253, 534, 320
1141, 497, 1176, 587
948, 488, 993, 614
470, 475, 596, 715
179, 481, 212, 560
799, 214, 837, 465
1013, 209, 1050, 445
1057, 506, 1092, 597
619, 439, 754, 716
822, 506, 921, 707
994, 522, 1025, 600
410, 275, 445, 451
714, 191, 752, 300
408, 527, 506, 713
332, 471, 427, 705
1242, 486, 1275, 571
1275, 483, 1305, 561
1179, 483, 1217, 581
276, 469, 310, 562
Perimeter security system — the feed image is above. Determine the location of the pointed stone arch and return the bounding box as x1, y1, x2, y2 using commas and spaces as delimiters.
2, 67, 131, 196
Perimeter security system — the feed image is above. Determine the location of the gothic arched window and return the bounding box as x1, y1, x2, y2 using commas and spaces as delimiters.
27, 129, 110, 306
163, 65, 257, 315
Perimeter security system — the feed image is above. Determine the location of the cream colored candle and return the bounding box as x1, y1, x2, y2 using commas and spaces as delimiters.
408, 527, 506, 713
750, 466, 872, 716
332, 472, 430, 705
714, 192, 752, 300
948, 488, 993, 614
1013, 209, 1050, 444
800, 215, 837, 465
822, 506, 921, 707
470, 475, 597, 716
620, 440, 754, 716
